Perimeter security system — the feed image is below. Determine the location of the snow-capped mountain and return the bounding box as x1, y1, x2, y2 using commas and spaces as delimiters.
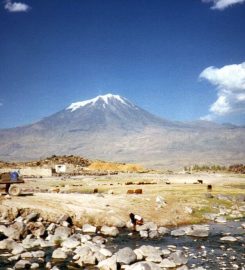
30, 93, 172, 132
0, 93, 244, 168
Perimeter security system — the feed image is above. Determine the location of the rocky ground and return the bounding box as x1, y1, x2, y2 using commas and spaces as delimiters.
0, 172, 244, 269
0, 210, 244, 270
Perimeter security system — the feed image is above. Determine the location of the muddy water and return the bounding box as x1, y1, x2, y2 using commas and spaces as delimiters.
0, 220, 244, 270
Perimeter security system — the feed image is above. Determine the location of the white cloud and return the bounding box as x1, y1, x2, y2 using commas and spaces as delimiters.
4, 0, 30, 12
202, 0, 245, 10
199, 62, 245, 120
0, 102, 3, 107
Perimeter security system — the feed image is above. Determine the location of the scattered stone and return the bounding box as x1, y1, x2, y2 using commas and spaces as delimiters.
203, 213, 218, 221
184, 207, 193, 214
156, 196, 166, 208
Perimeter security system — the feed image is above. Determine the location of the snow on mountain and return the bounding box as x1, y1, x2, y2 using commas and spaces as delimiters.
66, 93, 130, 112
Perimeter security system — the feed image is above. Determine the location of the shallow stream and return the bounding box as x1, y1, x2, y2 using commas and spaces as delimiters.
0, 220, 244, 270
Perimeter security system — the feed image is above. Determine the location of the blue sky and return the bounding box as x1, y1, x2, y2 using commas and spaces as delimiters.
0, 0, 245, 128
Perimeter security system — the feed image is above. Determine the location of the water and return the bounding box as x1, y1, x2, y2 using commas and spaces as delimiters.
0, 220, 244, 270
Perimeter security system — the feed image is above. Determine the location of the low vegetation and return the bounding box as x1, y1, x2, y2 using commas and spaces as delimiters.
184, 164, 245, 174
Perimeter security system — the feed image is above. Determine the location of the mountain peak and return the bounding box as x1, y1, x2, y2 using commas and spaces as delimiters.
66, 93, 128, 112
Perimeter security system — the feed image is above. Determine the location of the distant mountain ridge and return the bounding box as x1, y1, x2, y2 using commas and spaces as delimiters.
0, 93, 244, 169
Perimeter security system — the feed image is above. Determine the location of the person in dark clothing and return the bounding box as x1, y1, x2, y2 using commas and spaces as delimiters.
129, 213, 144, 231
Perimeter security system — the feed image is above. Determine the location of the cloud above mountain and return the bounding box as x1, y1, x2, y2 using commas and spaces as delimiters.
202, 0, 245, 10
200, 62, 245, 120
4, 0, 30, 12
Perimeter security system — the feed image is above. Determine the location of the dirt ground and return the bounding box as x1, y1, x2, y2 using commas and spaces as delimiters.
0, 172, 244, 227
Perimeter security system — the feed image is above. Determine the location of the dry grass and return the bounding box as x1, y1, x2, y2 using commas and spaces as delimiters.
2, 173, 244, 226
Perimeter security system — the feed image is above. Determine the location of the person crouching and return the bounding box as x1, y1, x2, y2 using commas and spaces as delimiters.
129, 213, 144, 231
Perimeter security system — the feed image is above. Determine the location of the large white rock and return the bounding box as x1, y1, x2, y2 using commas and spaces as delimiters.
82, 224, 97, 233
101, 226, 119, 237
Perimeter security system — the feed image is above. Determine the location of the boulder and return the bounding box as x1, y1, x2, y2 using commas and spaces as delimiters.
140, 231, 148, 238
56, 214, 72, 225
134, 249, 144, 260
93, 235, 106, 244
31, 263, 40, 269
97, 255, 117, 270
32, 250, 45, 258
220, 236, 237, 242
100, 248, 112, 257
101, 226, 119, 237
137, 222, 157, 232
127, 261, 161, 270
186, 225, 209, 237
54, 226, 71, 240
25, 212, 39, 223
12, 244, 25, 255
83, 224, 97, 233
14, 259, 31, 269
21, 252, 33, 259
169, 250, 188, 266
158, 227, 169, 235
0, 238, 16, 250
116, 247, 137, 265
62, 237, 80, 249
149, 230, 158, 239
145, 254, 162, 263
159, 259, 176, 268
75, 246, 96, 265
156, 196, 166, 208
138, 245, 162, 258
171, 229, 186, 237
52, 248, 67, 259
